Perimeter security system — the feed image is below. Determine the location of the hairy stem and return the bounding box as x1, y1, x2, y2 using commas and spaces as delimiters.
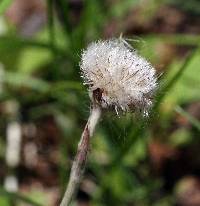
60, 105, 101, 206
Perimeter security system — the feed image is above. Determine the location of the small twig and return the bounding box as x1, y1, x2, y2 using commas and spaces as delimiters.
60, 105, 101, 206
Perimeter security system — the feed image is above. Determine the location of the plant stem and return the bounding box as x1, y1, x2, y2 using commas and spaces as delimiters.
60, 105, 101, 206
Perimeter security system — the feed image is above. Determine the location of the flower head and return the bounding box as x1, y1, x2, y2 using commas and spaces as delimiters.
80, 39, 157, 115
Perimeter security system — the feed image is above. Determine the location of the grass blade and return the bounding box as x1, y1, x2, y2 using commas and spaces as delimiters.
0, 35, 65, 55
175, 106, 200, 131
0, 187, 43, 206
155, 48, 198, 107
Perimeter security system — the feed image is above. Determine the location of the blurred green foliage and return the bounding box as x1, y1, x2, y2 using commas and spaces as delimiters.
0, 0, 13, 15
0, 0, 200, 205
166, 0, 200, 15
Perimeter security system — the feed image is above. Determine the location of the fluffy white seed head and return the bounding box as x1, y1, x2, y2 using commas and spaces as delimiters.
80, 39, 157, 115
